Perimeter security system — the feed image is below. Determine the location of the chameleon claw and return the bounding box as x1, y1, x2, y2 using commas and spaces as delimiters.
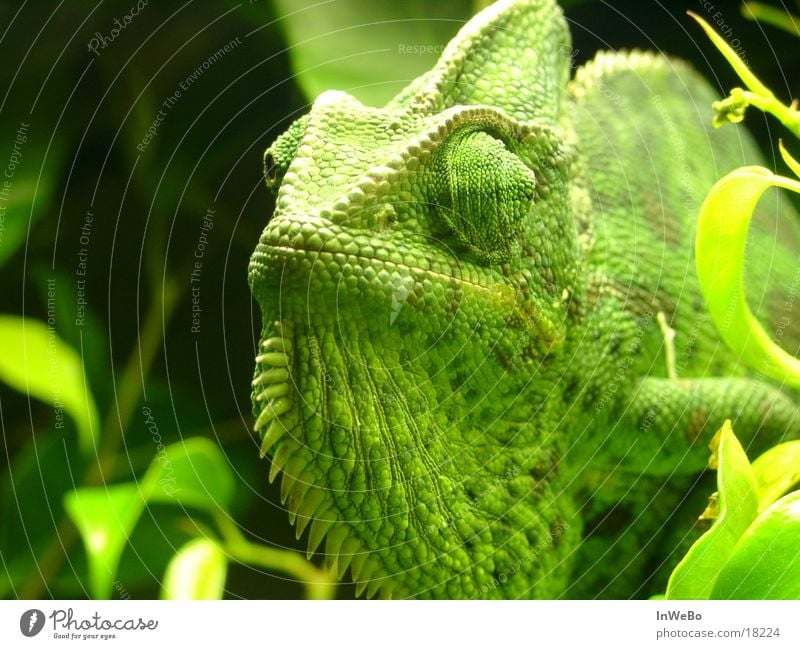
280, 469, 297, 505
269, 442, 294, 484
350, 552, 368, 581
254, 397, 292, 430
294, 508, 313, 540
295, 489, 326, 524
256, 382, 289, 401
380, 582, 396, 600
255, 352, 289, 367
251, 367, 289, 387
337, 537, 361, 580
336, 556, 353, 581
306, 515, 335, 559
261, 336, 292, 353
259, 420, 287, 458
324, 525, 349, 558
354, 579, 369, 598
366, 577, 384, 599
287, 486, 311, 526
325, 554, 337, 574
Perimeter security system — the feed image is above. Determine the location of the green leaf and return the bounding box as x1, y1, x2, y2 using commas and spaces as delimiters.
695, 167, 800, 388
751, 441, 800, 511
0, 315, 99, 453
0, 135, 64, 270
666, 421, 760, 599
711, 491, 800, 599
742, 2, 800, 37
271, 0, 471, 106
780, 139, 800, 179
65, 437, 235, 598
688, 11, 770, 96
142, 437, 235, 511
160, 538, 227, 600
63, 484, 146, 599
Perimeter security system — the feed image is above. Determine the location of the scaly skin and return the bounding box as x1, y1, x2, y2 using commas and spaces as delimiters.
248, 0, 800, 598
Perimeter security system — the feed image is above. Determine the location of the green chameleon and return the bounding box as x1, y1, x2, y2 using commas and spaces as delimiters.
248, 0, 800, 598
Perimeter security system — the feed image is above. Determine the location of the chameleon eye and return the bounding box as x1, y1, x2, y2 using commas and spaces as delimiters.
432, 129, 536, 263
264, 151, 279, 188
263, 114, 310, 195
263, 147, 286, 194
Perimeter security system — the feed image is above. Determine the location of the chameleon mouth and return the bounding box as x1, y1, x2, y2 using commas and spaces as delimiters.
249, 222, 504, 298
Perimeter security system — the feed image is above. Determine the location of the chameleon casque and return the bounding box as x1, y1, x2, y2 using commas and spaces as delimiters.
248, 0, 800, 598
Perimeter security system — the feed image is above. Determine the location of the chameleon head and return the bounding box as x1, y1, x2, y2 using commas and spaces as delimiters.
248, 0, 584, 598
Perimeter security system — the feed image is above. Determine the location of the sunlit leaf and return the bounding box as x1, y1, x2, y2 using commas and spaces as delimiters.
751, 441, 800, 511
688, 11, 769, 96
711, 491, 800, 599
666, 421, 759, 599
65, 437, 236, 597
690, 8, 800, 136
143, 437, 235, 511
0, 315, 99, 453
271, 0, 470, 106
160, 538, 227, 600
63, 484, 145, 599
695, 166, 800, 388
0, 136, 64, 270
779, 139, 800, 178
742, 1, 800, 37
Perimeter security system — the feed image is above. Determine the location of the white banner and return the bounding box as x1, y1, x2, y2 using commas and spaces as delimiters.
1, 600, 798, 648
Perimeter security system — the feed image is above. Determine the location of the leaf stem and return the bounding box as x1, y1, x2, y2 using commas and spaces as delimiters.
20, 275, 180, 598
742, 1, 800, 36
737, 91, 800, 139
214, 511, 337, 600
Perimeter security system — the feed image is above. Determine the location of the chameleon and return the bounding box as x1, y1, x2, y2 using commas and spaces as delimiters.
248, 0, 800, 598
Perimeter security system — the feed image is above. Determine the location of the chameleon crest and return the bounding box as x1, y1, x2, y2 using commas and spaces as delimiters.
249, 0, 800, 598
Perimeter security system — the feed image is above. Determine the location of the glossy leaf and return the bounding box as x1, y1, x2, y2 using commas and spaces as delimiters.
695, 167, 800, 388
780, 139, 800, 178
63, 485, 145, 599
711, 491, 800, 599
665, 421, 760, 599
742, 2, 800, 37
66, 437, 235, 598
690, 9, 800, 137
688, 11, 769, 96
0, 315, 99, 453
0, 137, 64, 270
272, 0, 470, 106
143, 437, 235, 511
160, 538, 227, 600
751, 441, 800, 511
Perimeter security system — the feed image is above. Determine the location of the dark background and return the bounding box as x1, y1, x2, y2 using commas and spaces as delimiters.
0, 0, 797, 599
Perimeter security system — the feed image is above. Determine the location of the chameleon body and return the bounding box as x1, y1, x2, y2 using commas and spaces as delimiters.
248, 0, 800, 598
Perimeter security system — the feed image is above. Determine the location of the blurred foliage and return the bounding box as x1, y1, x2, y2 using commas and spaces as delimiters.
1, 0, 799, 600
665, 423, 800, 599
666, 10, 800, 600
692, 9, 800, 387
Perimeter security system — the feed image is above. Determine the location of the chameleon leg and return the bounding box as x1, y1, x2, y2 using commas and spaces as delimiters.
615, 376, 800, 476
568, 376, 800, 598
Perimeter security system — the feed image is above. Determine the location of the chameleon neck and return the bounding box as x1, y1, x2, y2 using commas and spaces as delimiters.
253, 287, 583, 597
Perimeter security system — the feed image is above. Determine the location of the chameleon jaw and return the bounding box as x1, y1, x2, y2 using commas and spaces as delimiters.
250, 317, 404, 598
252, 319, 296, 459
